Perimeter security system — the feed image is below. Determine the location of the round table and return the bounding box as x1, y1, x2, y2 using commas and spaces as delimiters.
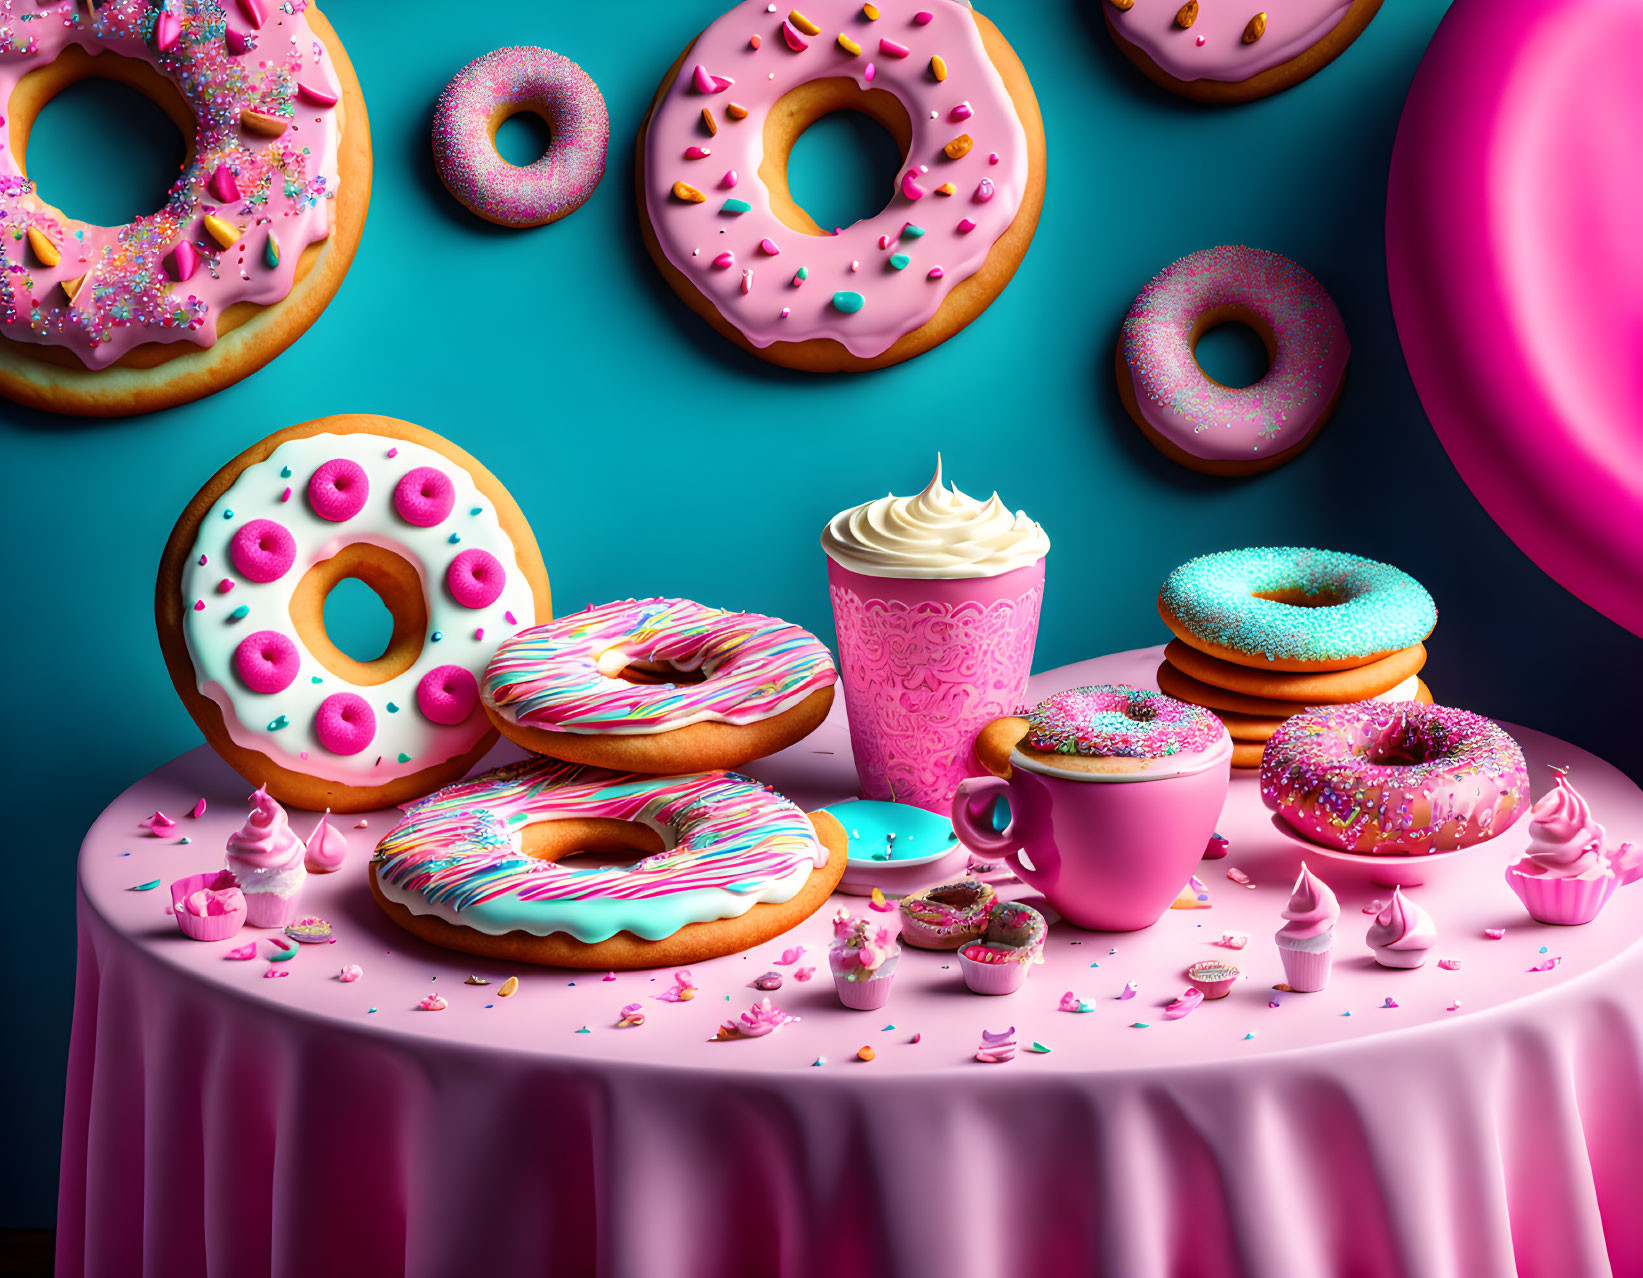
59, 648, 1643, 1278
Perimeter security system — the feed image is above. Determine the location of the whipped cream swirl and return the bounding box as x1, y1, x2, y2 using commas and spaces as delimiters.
821, 459, 1050, 580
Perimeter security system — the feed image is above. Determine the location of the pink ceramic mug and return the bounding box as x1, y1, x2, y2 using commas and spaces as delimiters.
951, 738, 1232, 931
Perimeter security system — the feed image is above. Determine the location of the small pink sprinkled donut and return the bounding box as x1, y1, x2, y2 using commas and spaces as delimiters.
432, 47, 609, 229
1117, 246, 1350, 476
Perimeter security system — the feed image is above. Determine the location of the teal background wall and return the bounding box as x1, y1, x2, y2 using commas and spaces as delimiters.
5, 0, 1639, 1228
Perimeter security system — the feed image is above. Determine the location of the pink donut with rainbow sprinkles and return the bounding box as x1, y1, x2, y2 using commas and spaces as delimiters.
639, 0, 1046, 372
433, 48, 609, 228
1117, 246, 1350, 477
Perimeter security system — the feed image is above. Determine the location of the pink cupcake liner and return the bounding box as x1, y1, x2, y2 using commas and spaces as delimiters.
834, 971, 895, 1010
169, 871, 247, 942
243, 889, 303, 929
958, 945, 1031, 995
1505, 865, 1617, 926
1278, 944, 1333, 993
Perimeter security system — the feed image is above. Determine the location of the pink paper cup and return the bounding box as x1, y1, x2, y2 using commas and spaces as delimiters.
958, 945, 1031, 995
833, 971, 896, 1010
1279, 944, 1333, 993
243, 889, 303, 929
169, 871, 247, 942
1505, 865, 1618, 926
827, 556, 1045, 814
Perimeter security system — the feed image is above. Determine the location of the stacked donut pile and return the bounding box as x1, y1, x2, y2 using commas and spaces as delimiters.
1154, 548, 1437, 769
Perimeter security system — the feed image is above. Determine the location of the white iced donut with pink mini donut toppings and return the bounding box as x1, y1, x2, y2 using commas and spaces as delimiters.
157, 416, 551, 813
638, 0, 1046, 372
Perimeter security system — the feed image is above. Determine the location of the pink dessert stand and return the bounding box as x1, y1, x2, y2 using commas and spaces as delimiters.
60, 648, 1643, 1278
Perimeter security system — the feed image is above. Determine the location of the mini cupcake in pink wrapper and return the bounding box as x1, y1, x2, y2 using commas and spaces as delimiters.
1504, 772, 1620, 926
957, 899, 1046, 995
1275, 862, 1338, 993
169, 870, 247, 942
829, 906, 901, 1010
1366, 886, 1437, 968
224, 787, 307, 928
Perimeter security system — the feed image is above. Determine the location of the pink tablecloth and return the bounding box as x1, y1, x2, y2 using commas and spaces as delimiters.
59, 649, 1643, 1278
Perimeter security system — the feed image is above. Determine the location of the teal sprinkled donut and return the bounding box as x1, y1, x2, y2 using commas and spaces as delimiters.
1159, 548, 1436, 671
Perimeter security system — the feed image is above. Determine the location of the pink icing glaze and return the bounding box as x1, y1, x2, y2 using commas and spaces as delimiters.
315, 692, 376, 756
229, 520, 296, 583
447, 550, 505, 610
233, 630, 300, 694
224, 786, 304, 873
1388, 0, 1643, 639
642, 0, 1029, 359
482, 597, 837, 735
1108, 1, 1357, 84
303, 812, 349, 874
1365, 886, 1437, 954
1517, 773, 1607, 878
1120, 247, 1349, 468
308, 459, 370, 523
1278, 863, 1339, 942
416, 665, 480, 726
0, 0, 343, 369
393, 468, 455, 528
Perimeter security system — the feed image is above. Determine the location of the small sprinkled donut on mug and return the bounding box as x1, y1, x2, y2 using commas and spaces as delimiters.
1104, 0, 1384, 104
1117, 247, 1350, 475
432, 47, 608, 228
157, 415, 551, 812
0, 0, 371, 416
638, 0, 1046, 371
482, 598, 837, 773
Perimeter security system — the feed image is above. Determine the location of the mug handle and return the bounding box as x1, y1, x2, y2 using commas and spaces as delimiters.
951, 776, 1019, 859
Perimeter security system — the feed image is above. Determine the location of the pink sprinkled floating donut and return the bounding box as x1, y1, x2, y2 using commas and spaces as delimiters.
158, 416, 551, 813
1117, 246, 1350, 476
432, 47, 609, 228
1261, 701, 1530, 856
639, 0, 1046, 371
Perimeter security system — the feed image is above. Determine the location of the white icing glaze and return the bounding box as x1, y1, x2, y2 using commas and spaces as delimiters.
181, 433, 538, 784
820, 458, 1049, 579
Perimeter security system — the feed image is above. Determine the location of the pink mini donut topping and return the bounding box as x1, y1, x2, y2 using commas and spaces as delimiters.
229, 519, 297, 583
393, 467, 456, 528
447, 549, 506, 609
234, 630, 299, 694
417, 665, 480, 726
308, 459, 370, 522
315, 693, 376, 755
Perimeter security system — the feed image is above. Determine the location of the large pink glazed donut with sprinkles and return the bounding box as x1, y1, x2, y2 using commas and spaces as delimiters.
432, 47, 608, 229
483, 597, 837, 774
368, 756, 849, 969
1117, 246, 1350, 475
157, 415, 551, 813
1261, 701, 1530, 856
638, 0, 1045, 372
0, 0, 370, 417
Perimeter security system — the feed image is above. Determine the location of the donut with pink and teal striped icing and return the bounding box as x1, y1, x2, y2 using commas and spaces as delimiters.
482, 598, 837, 773
432, 47, 608, 228
1118, 246, 1349, 475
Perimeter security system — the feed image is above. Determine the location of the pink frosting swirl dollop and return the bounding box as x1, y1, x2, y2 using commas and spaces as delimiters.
1279, 862, 1340, 941
1365, 886, 1437, 954
1519, 774, 1608, 878
225, 787, 305, 873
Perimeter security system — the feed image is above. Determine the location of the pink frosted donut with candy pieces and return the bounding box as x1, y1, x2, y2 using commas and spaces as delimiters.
1118, 246, 1350, 476
432, 47, 609, 228
160, 417, 550, 812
